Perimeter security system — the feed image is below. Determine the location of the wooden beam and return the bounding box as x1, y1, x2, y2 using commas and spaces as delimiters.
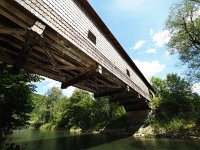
31, 64, 88, 71
75, 84, 96, 93
0, 0, 34, 28
44, 38, 91, 66
40, 41, 64, 76
110, 94, 137, 102
0, 6, 28, 29
0, 49, 65, 82
94, 85, 129, 98
92, 83, 121, 89
16, 31, 38, 62
61, 65, 102, 89
96, 74, 119, 87
118, 98, 143, 106
15, 21, 45, 63
0, 27, 26, 35
94, 88, 124, 98
0, 36, 22, 50
44, 30, 94, 65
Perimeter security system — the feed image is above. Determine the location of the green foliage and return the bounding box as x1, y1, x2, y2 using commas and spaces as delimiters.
66, 89, 125, 130
165, 118, 185, 132
31, 93, 47, 125
44, 87, 63, 123
152, 118, 186, 135
0, 63, 40, 137
31, 87, 64, 125
150, 74, 200, 132
31, 88, 126, 130
68, 90, 94, 129
166, 0, 200, 81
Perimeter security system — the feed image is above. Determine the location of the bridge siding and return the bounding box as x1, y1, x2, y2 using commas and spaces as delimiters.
46, 0, 148, 93
13, 0, 151, 100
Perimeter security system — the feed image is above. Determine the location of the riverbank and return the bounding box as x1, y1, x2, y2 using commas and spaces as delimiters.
133, 125, 200, 140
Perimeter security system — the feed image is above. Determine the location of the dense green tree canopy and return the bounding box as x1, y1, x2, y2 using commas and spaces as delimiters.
0, 63, 40, 135
150, 74, 200, 122
166, 0, 200, 81
31, 88, 126, 130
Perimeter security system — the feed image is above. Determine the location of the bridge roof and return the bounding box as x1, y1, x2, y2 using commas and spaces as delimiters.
77, 0, 154, 92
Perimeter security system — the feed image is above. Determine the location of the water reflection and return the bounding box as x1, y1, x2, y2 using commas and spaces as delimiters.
89, 137, 200, 150
4, 129, 200, 150
5, 129, 127, 150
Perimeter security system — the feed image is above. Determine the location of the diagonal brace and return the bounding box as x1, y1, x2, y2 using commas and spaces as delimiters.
61, 64, 102, 89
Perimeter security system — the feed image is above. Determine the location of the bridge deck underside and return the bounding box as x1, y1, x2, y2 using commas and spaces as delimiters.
0, 0, 149, 112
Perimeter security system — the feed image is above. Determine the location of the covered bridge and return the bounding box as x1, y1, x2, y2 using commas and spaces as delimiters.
0, 0, 154, 127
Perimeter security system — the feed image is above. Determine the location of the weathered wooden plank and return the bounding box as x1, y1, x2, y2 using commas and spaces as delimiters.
0, 36, 22, 50
0, 0, 34, 27
0, 6, 28, 28
43, 35, 94, 67
94, 87, 128, 98
0, 48, 65, 82
61, 65, 101, 89
118, 98, 143, 106
0, 27, 26, 35
32, 65, 88, 71
40, 41, 64, 77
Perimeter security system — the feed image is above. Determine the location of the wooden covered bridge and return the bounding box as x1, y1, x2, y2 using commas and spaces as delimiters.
0, 0, 154, 128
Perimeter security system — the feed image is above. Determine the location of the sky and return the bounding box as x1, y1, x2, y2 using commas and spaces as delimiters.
35, 0, 200, 96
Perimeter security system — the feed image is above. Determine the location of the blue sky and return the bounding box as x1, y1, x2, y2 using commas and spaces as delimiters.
35, 0, 200, 96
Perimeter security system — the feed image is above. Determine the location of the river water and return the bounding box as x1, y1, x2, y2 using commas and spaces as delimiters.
4, 129, 200, 150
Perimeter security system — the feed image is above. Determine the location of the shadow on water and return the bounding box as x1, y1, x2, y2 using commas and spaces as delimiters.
131, 138, 200, 150
88, 137, 200, 150
5, 130, 200, 150
5, 131, 128, 150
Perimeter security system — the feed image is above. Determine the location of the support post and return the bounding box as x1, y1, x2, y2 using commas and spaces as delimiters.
13, 21, 46, 72
19, 21, 46, 60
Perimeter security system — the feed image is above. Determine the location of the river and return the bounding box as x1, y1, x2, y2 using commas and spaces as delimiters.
3, 129, 200, 150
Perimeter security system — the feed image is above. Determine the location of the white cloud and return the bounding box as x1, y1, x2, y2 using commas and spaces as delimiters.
133, 59, 165, 80
63, 86, 76, 97
192, 83, 200, 94
145, 48, 156, 54
45, 80, 60, 89
41, 77, 75, 97
152, 30, 170, 47
131, 40, 145, 50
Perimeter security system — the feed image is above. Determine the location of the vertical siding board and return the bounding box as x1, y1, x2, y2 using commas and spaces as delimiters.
13, 0, 150, 100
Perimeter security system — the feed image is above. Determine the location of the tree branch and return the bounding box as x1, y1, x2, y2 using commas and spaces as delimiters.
182, 16, 200, 50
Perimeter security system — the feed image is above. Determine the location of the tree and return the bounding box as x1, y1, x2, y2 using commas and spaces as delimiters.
51, 96, 70, 128
0, 63, 40, 139
31, 93, 47, 125
166, 0, 200, 81
150, 74, 200, 121
68, 89, 94, 129
30, 88, 126, 130
44, 87, 63, 123
69, 89, 91, 103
